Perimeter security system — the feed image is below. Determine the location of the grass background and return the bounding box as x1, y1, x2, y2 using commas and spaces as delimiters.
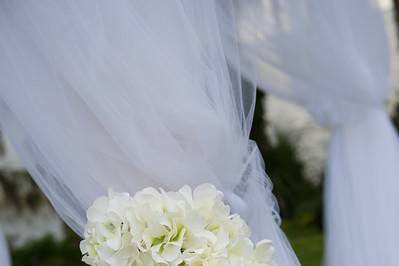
283, 221, 323, 266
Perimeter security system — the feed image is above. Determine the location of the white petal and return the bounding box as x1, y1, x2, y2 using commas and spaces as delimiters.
178, 185, 193, 204
87, 197, 109, 222
254, 239, 275, 263
161, 243, 181, 262
80, 239, 88, 254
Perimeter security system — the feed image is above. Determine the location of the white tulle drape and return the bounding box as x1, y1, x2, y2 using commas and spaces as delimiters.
237, 0, 398, 265
0, 230, 10, 266
0, 1, 299, 265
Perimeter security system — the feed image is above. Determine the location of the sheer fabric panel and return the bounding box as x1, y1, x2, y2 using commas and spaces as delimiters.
236, 1, 399, 265
0, 1, 299, 264
0, 230, 10, 266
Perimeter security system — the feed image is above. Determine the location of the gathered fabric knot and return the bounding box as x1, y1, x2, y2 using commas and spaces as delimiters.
305, 96, 383, 128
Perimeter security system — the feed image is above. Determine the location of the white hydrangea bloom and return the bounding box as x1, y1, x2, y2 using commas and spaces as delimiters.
80, 184, 277, 266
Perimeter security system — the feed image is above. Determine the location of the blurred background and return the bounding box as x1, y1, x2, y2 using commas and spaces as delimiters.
1, 1, 399, 265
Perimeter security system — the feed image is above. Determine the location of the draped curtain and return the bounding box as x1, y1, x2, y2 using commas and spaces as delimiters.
0, 1, 397, 266
237, 0, 399, 265
0, 1, 299, 265
0, 230, 10, 266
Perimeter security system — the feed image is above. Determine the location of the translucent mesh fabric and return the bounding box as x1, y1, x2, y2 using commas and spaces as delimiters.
0, 229, 10, 266
236, 1, 399, 265
0, 1, 299, 265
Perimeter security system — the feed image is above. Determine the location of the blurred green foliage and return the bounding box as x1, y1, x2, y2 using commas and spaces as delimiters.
250, 90, 323, 227
283, 220, 324, 266
0, 170, 45, 210
250, 90, 324, 265
12, 228, 84, 266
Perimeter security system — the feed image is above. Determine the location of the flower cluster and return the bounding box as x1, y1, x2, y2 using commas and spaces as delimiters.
80, 184, 277, 266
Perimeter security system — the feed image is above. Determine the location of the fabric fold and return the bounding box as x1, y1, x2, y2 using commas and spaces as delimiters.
326, 108, 399, 266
